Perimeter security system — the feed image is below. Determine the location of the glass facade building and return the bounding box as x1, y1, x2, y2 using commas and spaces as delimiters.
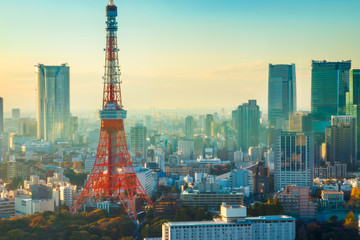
0, 97, 3, 134
36, 64, 70, 143
268, 64, 297, 129
311, 60, 351, 123
346, 69, 360, 163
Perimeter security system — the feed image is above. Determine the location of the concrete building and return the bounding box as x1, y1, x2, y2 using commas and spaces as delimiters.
135, 167, 155, 197
232, 100, 260, 151
36, 64, 70, 143
275, 185, 316, 220
275, 132, 314, 191
15, 197, 54, 216
85, 156, 96, 172
0, 198, 15, 218
314, 163, 347, 179
289, 112, 312, 132
162, 202, 296, 240
320, 190, 344, 209
12, 108, 20, 119
180, 189, 244, 209
268, 64, 297, 129
130, 123, 147, 157
153, 194, 179, 219
205, 114, 213, 137
178, 140, 194, 160
185, 116, 194, 140
325, 116, 356, 167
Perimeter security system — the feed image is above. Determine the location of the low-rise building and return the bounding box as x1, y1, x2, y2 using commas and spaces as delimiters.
180, 189, 243, 209
275, 185, 316, 220
320, 190, 344, 209
162, 202, 295, 240
0, 198, 15, 218
153, 194, 179, 219
15, 197, 54, 216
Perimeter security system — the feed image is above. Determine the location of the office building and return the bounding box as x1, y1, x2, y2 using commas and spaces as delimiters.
15, 197, 54, 216
311, 60, 351, 131
289, 112, 312, 132
162, 203, 296, 240
153, 194, 179, 219
178, 140, 194, 160
275, 185, 316, 220
314, 163, 347, 179
0, 97, 3, 134
325, 116, 356, 167
232, 100, 260, 151
11, 108, 20, 119
180, 189, 244, 209
36, 64, 70, 143
130, 123, 147, 157
0, 198, 15, 218
275, 132, 314, 191
268, 64, 296, 129
346, 69, 360, 164
185, 116, 194, 140
320, 191, 344, 209
205, 114, 213, 137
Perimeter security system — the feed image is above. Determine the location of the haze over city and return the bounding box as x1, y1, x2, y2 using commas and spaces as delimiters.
1, 0, 360, 113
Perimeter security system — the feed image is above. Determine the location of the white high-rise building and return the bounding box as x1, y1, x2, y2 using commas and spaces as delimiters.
36, 64, 70, 143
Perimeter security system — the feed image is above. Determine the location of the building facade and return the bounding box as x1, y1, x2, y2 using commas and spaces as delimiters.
275, 185, 316, 220
185, 116, 194, 140
325, 116, 356, 167
268, 64, 297, 129
311, 60, 351, 131
232, 100, 260, 151
275, 132, 314, 191
289, 112, 312, 132
162, 203, 295, 240
0, 97, 3, 134
36, 64, 70, 143
130, 123, 147, 157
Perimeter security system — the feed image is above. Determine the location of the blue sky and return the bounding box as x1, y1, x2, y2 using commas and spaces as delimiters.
0, 0, 360, 113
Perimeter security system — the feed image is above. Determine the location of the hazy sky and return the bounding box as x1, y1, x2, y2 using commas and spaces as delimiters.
1, 0, 360, 114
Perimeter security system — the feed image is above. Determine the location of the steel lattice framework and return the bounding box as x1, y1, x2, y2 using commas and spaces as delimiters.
70, 1, 153, 221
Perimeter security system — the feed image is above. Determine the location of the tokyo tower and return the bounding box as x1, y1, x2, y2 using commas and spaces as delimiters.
70, 0, 153, 220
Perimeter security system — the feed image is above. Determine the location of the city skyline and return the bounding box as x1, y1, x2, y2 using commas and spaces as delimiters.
1, 0, 360, 113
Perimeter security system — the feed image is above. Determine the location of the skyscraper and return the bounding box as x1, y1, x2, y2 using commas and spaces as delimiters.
311, 60, 351, 128
325, 115, 356, 167
36, 64, 70, 143
275, 132, 314, 191
185, 115, 194, 140
268, 64, 297, 129
346, 69, 360, 164
0, 97, 3, 134
11, 109, 20, 119
205, 114, 213, 137
130, 123, 147, 157
289, 112, 312, 132
232, 100, 260, 151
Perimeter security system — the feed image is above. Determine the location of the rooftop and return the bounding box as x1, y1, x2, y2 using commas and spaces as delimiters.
164, 215, 296, 227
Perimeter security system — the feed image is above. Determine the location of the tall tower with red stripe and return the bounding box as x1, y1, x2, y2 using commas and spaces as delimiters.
70, 0, 153, 221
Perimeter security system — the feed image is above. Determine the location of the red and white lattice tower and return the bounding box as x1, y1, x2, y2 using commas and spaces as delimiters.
70, 0, 153, 221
